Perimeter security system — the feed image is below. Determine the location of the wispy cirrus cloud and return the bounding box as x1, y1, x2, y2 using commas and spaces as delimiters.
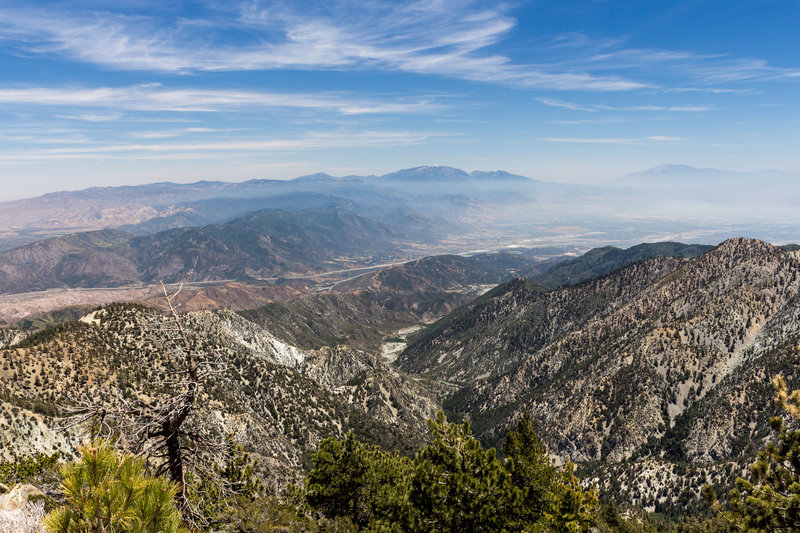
129, 127, 240, 139
0, 2, 647, 91
2, 2, 795, 95
551, 118, 631, 125
55, 113, 121, 122
531, 33, 800, 87
538, 97, 713, 113
0, 85, 443, 114
646, 135, 685, 142
536, 98, 598, 112
598, 104, 713, 112
542, 136, 685, 145
0, 129, 454, 162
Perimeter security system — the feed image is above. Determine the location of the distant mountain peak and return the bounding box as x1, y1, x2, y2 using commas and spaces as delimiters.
380, 166, 470, 182
713, 236, 775, 254
626, 164, 719, 178
379, 166, 533, 183
468, 170, 532, 182
648, 163, 705, 173
617, 163, 731, 188
291, 172, 335, 182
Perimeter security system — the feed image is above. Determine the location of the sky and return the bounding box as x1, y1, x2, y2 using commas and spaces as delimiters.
0, 0, 798, 199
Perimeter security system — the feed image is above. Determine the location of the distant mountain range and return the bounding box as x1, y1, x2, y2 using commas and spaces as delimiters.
0, 165, 545, 251
616, 164, 800, 213
0, 208, 402, 294
617, 163, 798, 188
380, 166, 533, 185
2, 163, 797, 254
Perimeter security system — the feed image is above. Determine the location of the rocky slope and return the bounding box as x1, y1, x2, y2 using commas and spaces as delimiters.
0, 304, 440, 488
4, 237, 800, 516
523, 242, 713, 288
237, 252, 544, 352
398, 238, 800, 509
2, 250, 541, 483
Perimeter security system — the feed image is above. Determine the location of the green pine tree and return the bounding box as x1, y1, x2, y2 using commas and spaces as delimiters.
502, 413, 598, 532
43, 440, 188, 533
702, 375, 800, 531
409, 411, 521, 532
541, 461, 599, 533
503, 412, 556, 525
306, 432, 411, 529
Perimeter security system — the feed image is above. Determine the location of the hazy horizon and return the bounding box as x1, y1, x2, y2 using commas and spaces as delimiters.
1, 161, 798, 204
0, 1, 798, 200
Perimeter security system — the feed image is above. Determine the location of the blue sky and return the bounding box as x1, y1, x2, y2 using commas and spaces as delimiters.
0, 0, 798, 199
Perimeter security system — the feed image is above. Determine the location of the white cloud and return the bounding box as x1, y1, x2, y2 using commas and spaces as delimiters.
130, 127, 242, 138
0, 2, 796, 95
537, 98, 597, 112
542, 137, 640, 145
646, 136, 685, 142
597, 104, 713, 112
0, 129, 453, 162
532, 34, 800, 86
665, 87, 753, 94
538, 97, 713, 113
543, 136, 684, 145
0, 85, 444, 114
551, 118, 631, 125
55, 113, 121, 122
0, 2, 648, 91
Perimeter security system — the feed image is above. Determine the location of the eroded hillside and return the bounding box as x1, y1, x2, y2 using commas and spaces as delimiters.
4, 238, 799, 516
0, 303, 440, 489
398, 238, 800, 510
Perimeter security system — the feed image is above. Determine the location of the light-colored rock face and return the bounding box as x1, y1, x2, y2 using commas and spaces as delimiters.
190, 310, 308, 369
380, 325, 423, 363
0, 401, 81, 462
0, 329, 26, 348
0, 500, 46, 533
0, 484, 44, 511
303, 345, 378, 389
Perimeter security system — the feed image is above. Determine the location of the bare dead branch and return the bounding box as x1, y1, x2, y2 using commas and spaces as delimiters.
55, 281, 240, 531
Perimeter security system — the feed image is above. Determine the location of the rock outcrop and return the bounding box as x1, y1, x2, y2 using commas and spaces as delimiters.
0, 484, 45, 511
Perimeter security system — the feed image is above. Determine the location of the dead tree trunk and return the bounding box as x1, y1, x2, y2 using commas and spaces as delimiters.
158, 282, 198, 520
63, 282, 223, 530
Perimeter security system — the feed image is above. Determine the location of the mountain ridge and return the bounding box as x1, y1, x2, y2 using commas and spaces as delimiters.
400, 239, 800, 468
0, 207, 403, 294
524, 241, 714, 288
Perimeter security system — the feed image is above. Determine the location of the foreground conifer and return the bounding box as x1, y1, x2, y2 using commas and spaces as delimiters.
43, 440, 188, 533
